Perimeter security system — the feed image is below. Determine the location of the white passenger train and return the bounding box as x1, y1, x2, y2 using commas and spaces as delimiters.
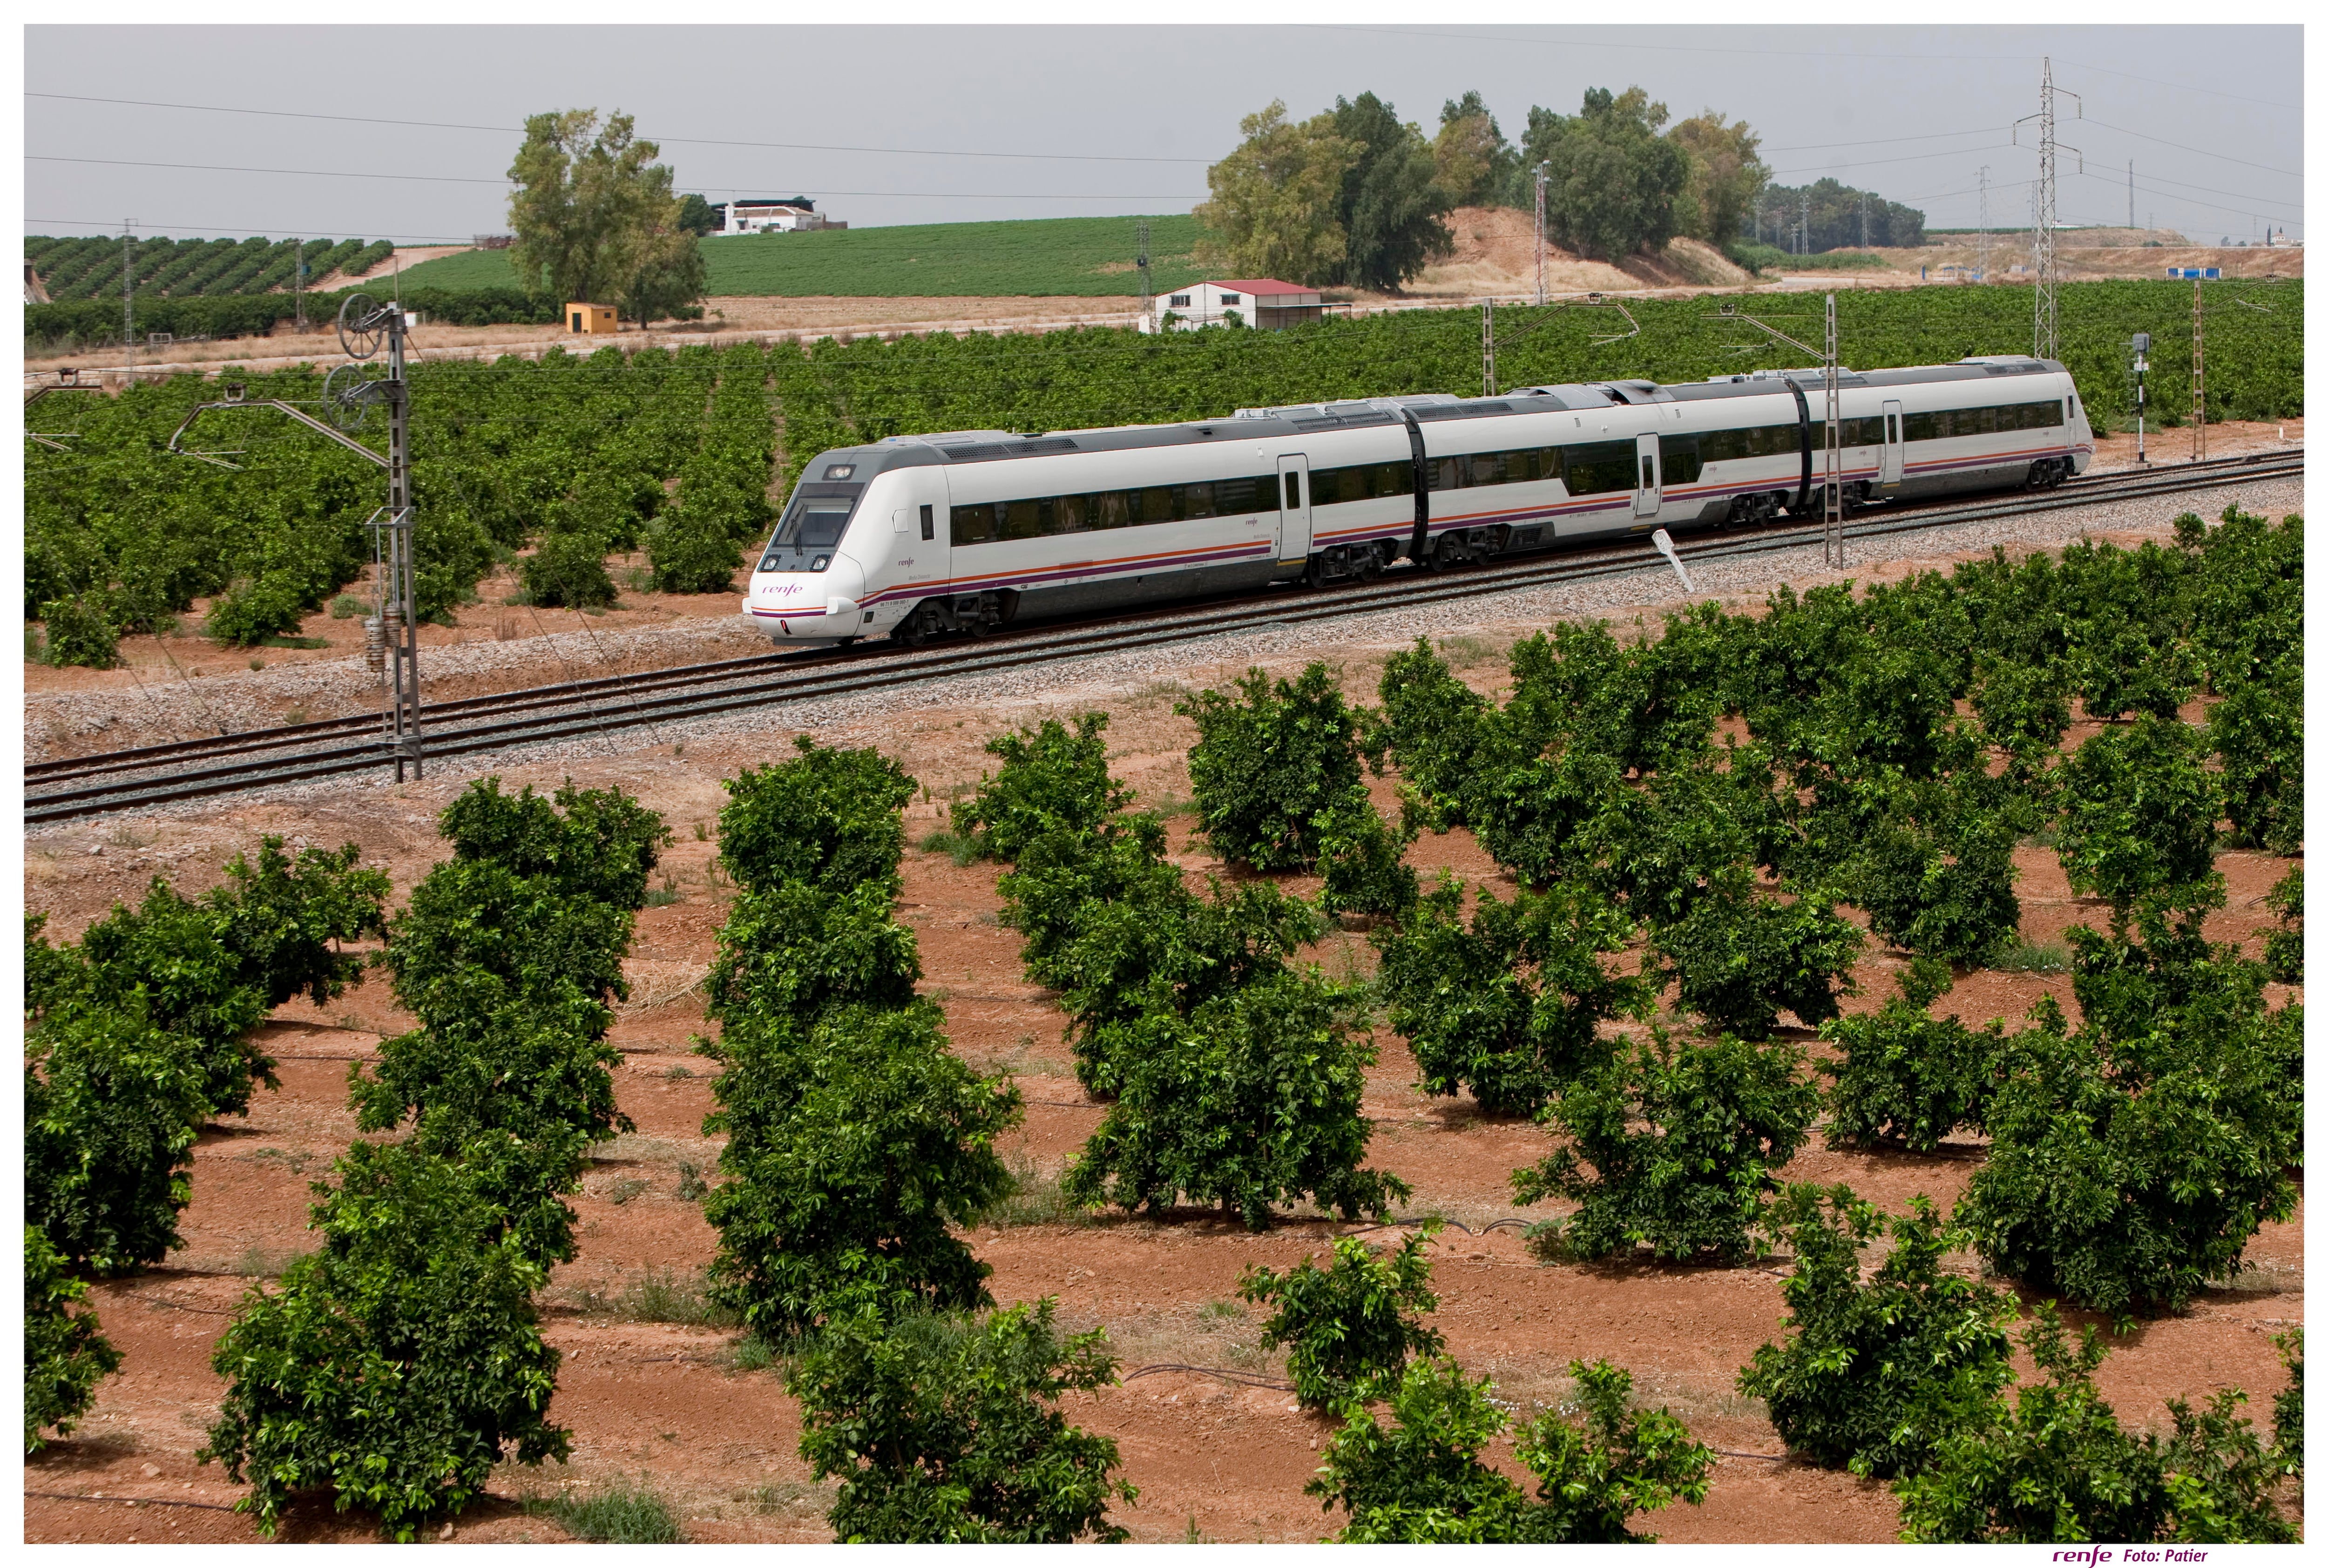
743, 355, 2093, 645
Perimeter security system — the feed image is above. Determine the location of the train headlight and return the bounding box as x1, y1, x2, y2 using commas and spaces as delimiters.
810, 554, 830, 572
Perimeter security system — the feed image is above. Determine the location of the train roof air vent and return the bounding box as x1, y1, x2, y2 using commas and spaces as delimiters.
934, 436, 1080, 462
1409, 400, 1517, 422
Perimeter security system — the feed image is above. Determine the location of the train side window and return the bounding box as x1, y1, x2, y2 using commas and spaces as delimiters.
1282, 471, 1301, 510
1093, 490, 1131, 529
1659, 435, 1703, 485
1180, 480, 1217, 520
919, 504, 934, 541
1561, 440, 1636, 496
951, 503, 997, 545
1000, 499, 1042, 540
1054, 494, 1088, 534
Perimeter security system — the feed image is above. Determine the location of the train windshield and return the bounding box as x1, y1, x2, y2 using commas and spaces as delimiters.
758, 482, 863, 571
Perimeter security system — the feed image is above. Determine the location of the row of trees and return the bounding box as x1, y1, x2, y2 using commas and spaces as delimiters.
694, 737, 1139, 1541
1230, 1209, 2298, 1543
952, 703, 1412, 1228
25, 838, 391, 1451
1198, 84, 1786, 286
191, 780, 669, 1536
1743, 1187, 2301, 1540
1753, 177, 1928, 254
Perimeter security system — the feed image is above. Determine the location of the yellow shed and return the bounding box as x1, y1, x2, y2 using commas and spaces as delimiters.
565, 302, 618, 335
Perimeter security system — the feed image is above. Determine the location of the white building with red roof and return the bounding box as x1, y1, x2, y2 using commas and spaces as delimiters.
1158, 278, 1326, 331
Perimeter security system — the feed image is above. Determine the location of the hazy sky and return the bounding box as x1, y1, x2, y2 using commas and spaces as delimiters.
23, 24, 2304, 246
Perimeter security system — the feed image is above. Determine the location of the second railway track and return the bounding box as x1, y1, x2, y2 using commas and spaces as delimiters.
25, 449, 2301, 824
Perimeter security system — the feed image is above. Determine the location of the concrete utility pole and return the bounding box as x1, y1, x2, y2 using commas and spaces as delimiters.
1976, 167, 1990, 280
2191, 279, 2206, 461
2131, 331, 2150, 465
1823, 293, 1842, 568
1135, 220, 1151, 331
293, 237, 306, 331
1534, 161, 1549, 305
1799, 189, 1810, 256
1859, 190, 1869, 250
122, 218, 134, 382
2015, 55, 2082, 362
1482, 296, 1495, 398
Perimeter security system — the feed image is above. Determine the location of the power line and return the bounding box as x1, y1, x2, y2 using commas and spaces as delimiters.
1760, 126, 2010, 154
28, 155, 1201, 202
2071, 171, 2302, 222
1315, 23, 2036, 63
1765, 142, 2017, 180
24, 91, 1214, 165
2078, 167, 2301, 214
2078, 116, 2301, 178
2051, 56, 2300, 114
30, 154, 508, 186
28, 216, 491, 242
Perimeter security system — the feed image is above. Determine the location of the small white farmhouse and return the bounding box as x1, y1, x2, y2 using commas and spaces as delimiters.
1159, 278, 1326, 331
715, 198, 847, 235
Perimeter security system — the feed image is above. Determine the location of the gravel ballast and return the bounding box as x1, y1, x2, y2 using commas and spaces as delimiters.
29, 470, 2300, 828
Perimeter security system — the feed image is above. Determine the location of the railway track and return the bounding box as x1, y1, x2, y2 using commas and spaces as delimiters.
25, 449, 2301, 825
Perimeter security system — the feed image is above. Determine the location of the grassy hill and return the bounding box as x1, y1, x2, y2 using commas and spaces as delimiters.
384, 213, 1209, 298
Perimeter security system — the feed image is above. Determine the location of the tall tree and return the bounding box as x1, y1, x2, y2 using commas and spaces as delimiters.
1523, 88, 1691, 261
1434, 90, 1519, 209
1668, 110, 1769, 247
1758, 178, 1926, 252
505, 108, 707, 322
1194, 101, 1356, 287
1329, 93, 1454, 292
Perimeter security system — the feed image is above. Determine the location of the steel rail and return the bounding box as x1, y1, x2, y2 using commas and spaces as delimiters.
28, 447, 2294, 789
25, 450, 2300, 825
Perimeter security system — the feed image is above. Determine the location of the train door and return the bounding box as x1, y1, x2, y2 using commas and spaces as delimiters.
1632, 433, 1661, 519
1275, 454, 1313, 562
1879, 400, 1905, 488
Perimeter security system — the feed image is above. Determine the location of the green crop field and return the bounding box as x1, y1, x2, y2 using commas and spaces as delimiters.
25, 235, 396, 301
384, 213, 1209, 298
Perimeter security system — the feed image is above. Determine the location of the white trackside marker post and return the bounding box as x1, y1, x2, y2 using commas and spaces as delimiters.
1651, 528, 1694, 594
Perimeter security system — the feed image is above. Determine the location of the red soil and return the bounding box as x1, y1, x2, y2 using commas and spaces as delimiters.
24, 550, 2301, 1544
